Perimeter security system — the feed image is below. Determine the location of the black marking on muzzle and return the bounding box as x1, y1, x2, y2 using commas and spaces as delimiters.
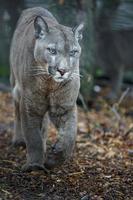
48, 66, 56, 75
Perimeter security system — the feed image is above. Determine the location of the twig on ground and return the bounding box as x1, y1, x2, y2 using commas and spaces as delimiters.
124, 126, 133, 138
111, 106, 121, 121
1, 189, 11, 195
117, 88, 130, 106
111, 88, 130, 121
78, 92, 88, 111
68, 171, 84, 176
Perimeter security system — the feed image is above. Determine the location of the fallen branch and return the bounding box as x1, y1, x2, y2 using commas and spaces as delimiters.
1, 189, 11, 195
124, 126, 133, 138
68, 171, 84, 176
78, 92, 88, 111
111, 88, 130, 121
117, 88, 130, 106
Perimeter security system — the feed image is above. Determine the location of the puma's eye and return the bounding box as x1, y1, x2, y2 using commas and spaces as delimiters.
47, 47, 57, 55
69, 50, 78, 56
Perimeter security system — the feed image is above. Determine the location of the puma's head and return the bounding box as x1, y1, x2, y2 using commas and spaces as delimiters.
34, 16, 84, 82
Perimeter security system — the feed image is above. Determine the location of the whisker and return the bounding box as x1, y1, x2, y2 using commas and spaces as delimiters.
72, 73, 83, 78
29, 69, 47, 72
30, 68, 46, 70
31, 72, 48, 76
71, 75, 81, 80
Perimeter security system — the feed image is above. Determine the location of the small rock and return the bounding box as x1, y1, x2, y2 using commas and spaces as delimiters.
128, 149, 133, 157
81, 194, 91, 200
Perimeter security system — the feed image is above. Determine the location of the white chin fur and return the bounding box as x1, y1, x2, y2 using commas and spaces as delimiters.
53, 72, 69, 82
53, 77, 65, 82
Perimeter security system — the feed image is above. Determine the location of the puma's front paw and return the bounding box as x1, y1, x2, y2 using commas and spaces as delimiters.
45, 144, 65, 169
21, 163, 47, 172
45, 155, 64, 169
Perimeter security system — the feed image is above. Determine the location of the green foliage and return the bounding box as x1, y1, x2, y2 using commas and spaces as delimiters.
95, 68, 104, 77
0, 65, 9, 77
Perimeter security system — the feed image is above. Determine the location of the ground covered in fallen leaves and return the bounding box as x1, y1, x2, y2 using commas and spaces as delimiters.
0, 92, 133, 200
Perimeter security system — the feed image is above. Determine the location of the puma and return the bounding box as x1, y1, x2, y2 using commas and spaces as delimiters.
10, 7, 83, 172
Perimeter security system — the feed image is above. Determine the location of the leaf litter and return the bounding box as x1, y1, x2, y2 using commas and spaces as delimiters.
0, 92, 133, 200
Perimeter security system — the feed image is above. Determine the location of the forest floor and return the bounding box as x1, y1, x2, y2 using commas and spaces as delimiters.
0, 91, 133, 200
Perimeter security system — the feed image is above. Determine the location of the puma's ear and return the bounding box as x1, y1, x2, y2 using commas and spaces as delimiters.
72, 23, 84, 41
34, 16, 49, 39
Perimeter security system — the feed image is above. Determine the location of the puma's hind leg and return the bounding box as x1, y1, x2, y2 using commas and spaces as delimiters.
41, 113, 49, 160
12, 83, 25, 147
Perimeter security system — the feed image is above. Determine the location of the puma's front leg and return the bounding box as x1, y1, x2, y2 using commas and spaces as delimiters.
46, 106, 77, 169
21, 99, 45, 172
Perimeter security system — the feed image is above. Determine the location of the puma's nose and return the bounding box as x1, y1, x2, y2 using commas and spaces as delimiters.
57, 68, 66, 76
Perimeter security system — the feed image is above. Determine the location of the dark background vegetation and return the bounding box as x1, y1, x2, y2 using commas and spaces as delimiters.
0, 0, 133, 102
